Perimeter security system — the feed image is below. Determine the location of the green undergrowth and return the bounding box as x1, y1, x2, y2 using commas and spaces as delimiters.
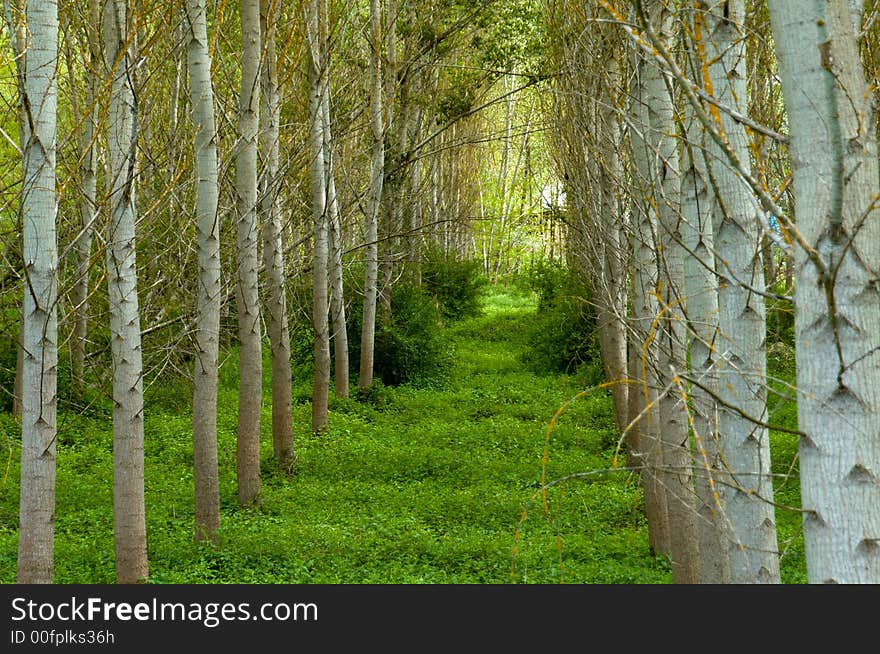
0, 285, 806, 583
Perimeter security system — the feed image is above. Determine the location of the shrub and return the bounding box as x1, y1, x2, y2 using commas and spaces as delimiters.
421, 250, 487, 321
521, 259, 600, 375
348, 281, 453, 388
525, 257, 571, 311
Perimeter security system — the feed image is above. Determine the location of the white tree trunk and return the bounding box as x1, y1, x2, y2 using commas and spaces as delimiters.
185, 0, 222, 542
628, 55, 670, 559
235, 0, 263, 506
704, 0, 780, 583
67, 0, 99, 400
358, 0, 384, 394
319, 7, 349, 399
103, 0, 148, 583
642, 0, 699, 583
594, 65, 629, 451
379, 0, 399, 319
681, 91, 728, 583
770, 0, 880, 584
17, 0, 58, 584
259, 0, 295, 472
307, 0, 330, 432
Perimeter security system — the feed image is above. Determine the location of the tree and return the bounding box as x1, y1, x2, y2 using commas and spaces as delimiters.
235, 0, 263, 506
637, 0, 699, 583
769, 0, 880, 584
320, 0, 349, 400
62, 0, 100, 402
627, 46, 671, 560
17, 0, 59, 584
680, 96, 728, 582
306, 0, 331, 434
102, 0, 149, 583
358, 0, 386, 394
701, 0, 779, 583
260, 0, 296, 472
185, 0, 223, 543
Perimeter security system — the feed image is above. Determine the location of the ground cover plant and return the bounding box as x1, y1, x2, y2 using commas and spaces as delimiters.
0, 287, 806, 583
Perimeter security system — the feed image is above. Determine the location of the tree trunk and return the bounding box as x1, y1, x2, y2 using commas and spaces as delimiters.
680, 84, 729, 583
378, 0, 399, 321
770, 0, 880, 584
628, 52, 670, 560
320, 2, 349, 399
307, 0, 330, 433
10, 3, 26, 424
235, 0, 263, 506
359, 0, 385, 394
185, 0, 222, 543
17, 0, 58, 584
704, 1, 780, 583
641, 0, 699, 583
259, 0, 295, 472
594, 61, 629, 455
64, 0, 99, 402
103, 0, 148, 583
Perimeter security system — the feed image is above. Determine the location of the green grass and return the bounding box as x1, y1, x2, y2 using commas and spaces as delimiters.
0, 285, 806, 583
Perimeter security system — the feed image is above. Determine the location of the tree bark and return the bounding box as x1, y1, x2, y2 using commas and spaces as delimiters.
680, 75, 729, 583
358, 0, 385, 394
63, 0, 99, 402
319, 0, 349, 399
103, 0, 148, 583
185, 0, 222, 542
259, 0, 296, 472
628, 52, 670, 560
17, 0, 58, 584
235, 0, 263, 506
307, 0, 330, 433
594, 59, 630, 455
770, 0, 880, 584
704, 0, 780, 583
640, 0, 699, 583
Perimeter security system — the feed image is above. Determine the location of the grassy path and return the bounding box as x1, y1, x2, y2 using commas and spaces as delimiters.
0, 287, 672, 582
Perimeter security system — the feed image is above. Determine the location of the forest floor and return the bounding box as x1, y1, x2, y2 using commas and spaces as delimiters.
0, 285, 806, 583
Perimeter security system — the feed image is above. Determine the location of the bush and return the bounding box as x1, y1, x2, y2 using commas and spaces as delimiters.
521, 259, 600, 375
525, 257, 571, 311
347, 281, 453, 388
421, 250, 487, 321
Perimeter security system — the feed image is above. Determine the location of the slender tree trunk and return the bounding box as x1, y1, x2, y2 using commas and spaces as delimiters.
259, 0, 295, 472
9, 3, 26, 424
185, 0, 222, 543
17, 0, 58, 584
641, 0, 699, 583
235, 0, 263, 506
307, 0, 330, 433
770, 0, 880, 584
378, 0, 399, 320
407, 93, 423, 284
64, 0, 99, 402
327, 172, 349, 398
681, 90, 729, 583
359, 0, 385, 394
103, 0, 148, 583
319, 2, 349, 399
703, 1, 780, 583
594, 60, 629, 452
628, 54, 670, 559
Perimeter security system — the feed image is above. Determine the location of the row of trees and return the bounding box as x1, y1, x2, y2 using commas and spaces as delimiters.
6, 0, 879, 584
3, 0, 550, 583
549, 0, 879, 583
